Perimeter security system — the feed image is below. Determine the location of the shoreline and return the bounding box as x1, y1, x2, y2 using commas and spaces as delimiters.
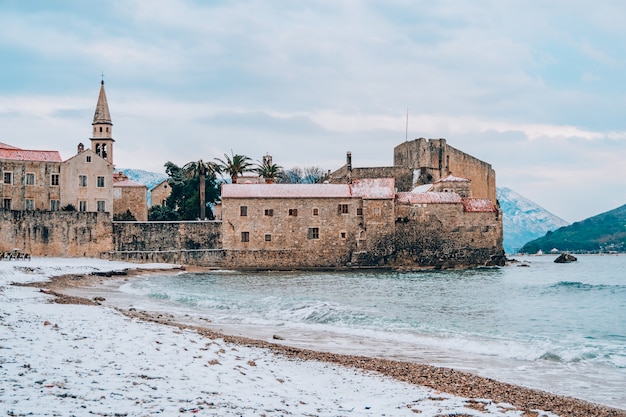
31, 269, 626, 417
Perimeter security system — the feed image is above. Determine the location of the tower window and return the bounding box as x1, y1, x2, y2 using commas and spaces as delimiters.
99, 127, 103, 132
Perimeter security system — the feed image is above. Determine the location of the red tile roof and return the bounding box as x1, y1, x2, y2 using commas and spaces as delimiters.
0, 146, 63, 162
351, 178, 395, 199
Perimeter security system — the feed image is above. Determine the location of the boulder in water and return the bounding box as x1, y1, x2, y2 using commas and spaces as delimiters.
554, 253, 577, 263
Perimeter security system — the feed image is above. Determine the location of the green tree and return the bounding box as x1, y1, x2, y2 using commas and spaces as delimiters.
215, 151, 252, 183
159, 161, 220, 220
183, 160, 218, 220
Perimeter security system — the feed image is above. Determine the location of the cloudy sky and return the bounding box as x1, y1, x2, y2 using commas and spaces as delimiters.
1, 0, 625, 222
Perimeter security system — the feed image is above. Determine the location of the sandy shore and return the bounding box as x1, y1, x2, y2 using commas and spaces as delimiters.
3, 259, 625, 417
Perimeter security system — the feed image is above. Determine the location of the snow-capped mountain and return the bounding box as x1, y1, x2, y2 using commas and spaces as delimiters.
115, 168, 167, 190
497, 187, 569, 254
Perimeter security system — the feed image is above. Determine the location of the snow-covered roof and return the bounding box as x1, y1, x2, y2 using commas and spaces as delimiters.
223, 179, 396, 200
396, 191, 463, 205
461, 198, 497, 212
411, 184, 433, 193
350, 178, 395, 199
434, 175, 470, 183
222, 183, 352, 199
0, 144, 62, 162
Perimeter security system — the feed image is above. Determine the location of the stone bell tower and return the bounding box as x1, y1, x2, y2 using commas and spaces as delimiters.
90, 80, 115, 164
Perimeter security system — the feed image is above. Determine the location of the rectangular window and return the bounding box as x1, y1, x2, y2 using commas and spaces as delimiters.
50, 200, 60, 211
340, 232, 347, 239
86, 156, 92, 163
3, 198, 11, 209
312, 208, 319, 216
51, 174, 59, 186
338, 204, 349, 214
25, 199, 34, 210
240, 206, 248, 216
289, 208, 298, 216
79, 201, 87, 212
356, 207, 363, 216
265, 234, 272, 242
25, 173, 35, 185
264, 209, 274, 216
97, 176, 105, 187
3, 172, 12, 184
241, 231, 250, 242
79, 175, 87, 187
373, 207, 381, 216
308, 227, 319, 239
97, 200, 106, 212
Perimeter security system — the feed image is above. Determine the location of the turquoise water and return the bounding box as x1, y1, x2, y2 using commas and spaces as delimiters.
118, 254, 626, 408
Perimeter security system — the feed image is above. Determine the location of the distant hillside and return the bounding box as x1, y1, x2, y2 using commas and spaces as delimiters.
497, 187, 569, 254
520, 204, 626, 254
115, 168, 167, 190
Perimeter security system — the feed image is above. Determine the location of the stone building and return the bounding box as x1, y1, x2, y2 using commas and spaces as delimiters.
0, 81, 144, 218
220, 175, 503, 269
329, 138, 497, 202
150, 179, 171, 208
113, 171, 148, 221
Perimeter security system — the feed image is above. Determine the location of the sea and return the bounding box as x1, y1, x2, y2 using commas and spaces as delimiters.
102, 254, 626, 409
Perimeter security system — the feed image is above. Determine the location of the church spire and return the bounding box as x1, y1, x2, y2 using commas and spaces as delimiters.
92, 80, 112, 128
90, 80, 115, 164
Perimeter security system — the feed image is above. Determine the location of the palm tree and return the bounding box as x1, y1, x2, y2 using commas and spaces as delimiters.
255, 155, 283, 183
182, 160, 218, 220
215, 151, 253, 184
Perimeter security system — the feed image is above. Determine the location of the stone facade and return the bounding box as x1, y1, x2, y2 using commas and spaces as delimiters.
61, 148, 114, 214
150, 180, 171, 207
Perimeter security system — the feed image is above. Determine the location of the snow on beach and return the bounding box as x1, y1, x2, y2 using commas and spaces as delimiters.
0, 258, 611, 416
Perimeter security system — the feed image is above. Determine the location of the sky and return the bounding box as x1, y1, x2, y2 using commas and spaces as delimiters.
1, 0, 625, 222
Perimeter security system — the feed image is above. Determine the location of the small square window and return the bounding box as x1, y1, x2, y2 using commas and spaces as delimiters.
340, 232, 346, 239
51, 174, 59, 186
313, 208, 319, 216
25, 173, 35, 185
264, 209, 274, 216
289, 208, 298, 216
240, 206, 248, 216
338, 204, 349, 214
308, 227, 319, 239
241, 231, 250, 242
3, 172, 12, 184
97, 176, 105, 187
265, 234, 272, 242
373, 207, 381, 216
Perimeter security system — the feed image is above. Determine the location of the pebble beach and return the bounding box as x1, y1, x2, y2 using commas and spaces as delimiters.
1, 258, 624, 416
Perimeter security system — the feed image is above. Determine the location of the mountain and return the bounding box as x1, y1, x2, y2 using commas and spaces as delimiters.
520, 204, 626, 254
115, 168, 167, 190
496, 187, 569, 254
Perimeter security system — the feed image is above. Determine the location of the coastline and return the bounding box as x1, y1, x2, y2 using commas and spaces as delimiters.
2, 259, 625, 416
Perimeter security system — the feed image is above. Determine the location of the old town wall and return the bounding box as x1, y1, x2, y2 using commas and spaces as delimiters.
0, 210, 112, 257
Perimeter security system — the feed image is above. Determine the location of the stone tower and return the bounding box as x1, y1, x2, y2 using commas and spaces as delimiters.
90, 80, 115, 164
